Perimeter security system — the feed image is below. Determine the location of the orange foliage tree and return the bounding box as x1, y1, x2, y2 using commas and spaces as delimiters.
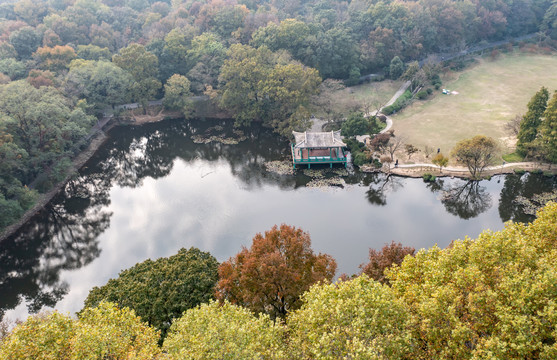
360, 241, 415, 284
33, 45, 76, 72
216, 224, 337, 320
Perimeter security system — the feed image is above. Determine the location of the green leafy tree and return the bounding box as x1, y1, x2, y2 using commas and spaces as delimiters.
76, 45, 112, 61
163, 74, 193, 117
540, 91, 557, 162
158, 27, 195, 80
314, 27, 360, 79
432, 153, 449, 173
517, 87, 549, 155
219, 45, 320, 136
341, 112, 379, 137
215, 224, 337, 320
288, 275, 411, 359
451, 135, 498, 179
0, 81, 94, 175
8, 27, 41, 60
389, 56, 405, 79
250, 19, 316, 66
0, 58, 26, 80
163, 301, 286, 360
66, 60, 132, 111
0, 42, 18, 60
185, 32, 226, 93
82, 247, 219, 339
112, 44, 161, 112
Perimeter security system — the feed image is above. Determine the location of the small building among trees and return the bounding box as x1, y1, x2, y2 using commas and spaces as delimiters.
291, 131, 347, 169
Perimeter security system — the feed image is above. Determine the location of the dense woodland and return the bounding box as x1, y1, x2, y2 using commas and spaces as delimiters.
1, 0, 557, 231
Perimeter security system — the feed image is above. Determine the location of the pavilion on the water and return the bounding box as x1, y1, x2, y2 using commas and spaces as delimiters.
291, 131, 348, 169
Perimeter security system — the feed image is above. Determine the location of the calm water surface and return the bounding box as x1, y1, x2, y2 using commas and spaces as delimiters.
2, 118, 556, 321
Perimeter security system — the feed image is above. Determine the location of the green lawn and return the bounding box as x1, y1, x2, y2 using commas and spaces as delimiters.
392, 53, 557, 159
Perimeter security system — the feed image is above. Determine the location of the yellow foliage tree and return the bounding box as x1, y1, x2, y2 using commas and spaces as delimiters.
163, 300, 286, 360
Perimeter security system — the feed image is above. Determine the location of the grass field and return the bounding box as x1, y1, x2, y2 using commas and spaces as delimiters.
314, 79, 403, 118
392, 53, 557, 161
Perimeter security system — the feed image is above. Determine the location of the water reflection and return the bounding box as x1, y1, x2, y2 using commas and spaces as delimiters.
498, 173, 557, 223
440, 180, 492, 220
364, 174, 404, 206
0, 174, 109, 318
0, 118, 555, 321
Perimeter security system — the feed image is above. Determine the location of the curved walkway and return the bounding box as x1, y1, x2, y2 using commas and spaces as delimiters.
387, 161, 554, 179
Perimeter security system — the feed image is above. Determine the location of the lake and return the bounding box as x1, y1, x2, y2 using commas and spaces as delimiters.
1, 118, 555, 322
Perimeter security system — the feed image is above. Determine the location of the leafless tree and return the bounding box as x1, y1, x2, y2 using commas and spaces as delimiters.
504, 114, 522, 137
386, 136, 405, 160
424, 145, 434, 158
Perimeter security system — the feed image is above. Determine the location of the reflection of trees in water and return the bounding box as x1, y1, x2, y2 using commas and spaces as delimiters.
363, 174, 404, 206
0, 119, 297, 319
95, 120, 295, 190
499, 173, 557, 223
0, 173, 110, 319
440, 180, 492, 220
423, 177, 492, 219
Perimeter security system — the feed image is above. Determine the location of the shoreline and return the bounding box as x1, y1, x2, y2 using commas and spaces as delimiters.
2, 109, 555, 242
0, 110, 184, 243
361, 162, 555, 179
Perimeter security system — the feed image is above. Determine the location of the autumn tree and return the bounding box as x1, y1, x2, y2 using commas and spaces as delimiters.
83, 247, 218, 339
0, 302, 161, 359
432, 153, 449, 173
33, 45, 76, 72
368, 132, 391, 154
517, 87, 549, 155
451, 135, 498, 179
0, 311, 74, 359
405, 144, 419, 160
360, 241, 415, 284
163, 301, 286, 360
112, 44, 161, 112
287, 276, 411, 359
387, 202, 557, 359
215, 224, 337, 320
